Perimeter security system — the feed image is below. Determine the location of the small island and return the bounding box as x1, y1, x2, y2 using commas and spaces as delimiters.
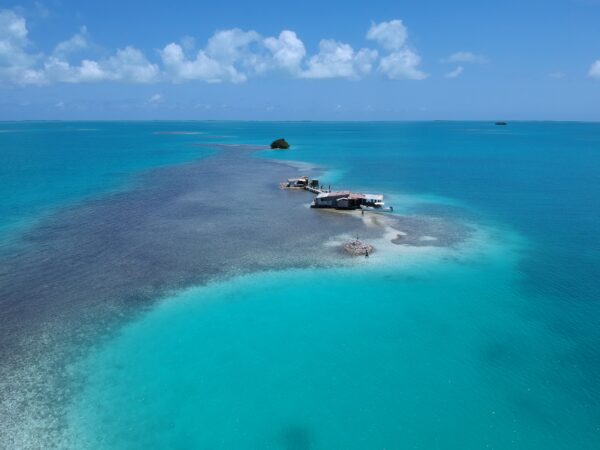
271, 138, 290, 149
344, 239, 374, 256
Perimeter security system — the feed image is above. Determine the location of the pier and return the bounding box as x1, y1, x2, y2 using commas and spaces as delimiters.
304, 185, 327, 194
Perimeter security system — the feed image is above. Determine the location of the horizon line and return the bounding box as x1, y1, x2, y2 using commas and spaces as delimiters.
2, 119, 600, 124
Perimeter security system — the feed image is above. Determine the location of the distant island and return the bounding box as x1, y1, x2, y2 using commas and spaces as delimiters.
271, 138, 290, 149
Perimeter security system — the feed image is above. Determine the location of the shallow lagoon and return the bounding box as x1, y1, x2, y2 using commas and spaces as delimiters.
64, 230, 596, 449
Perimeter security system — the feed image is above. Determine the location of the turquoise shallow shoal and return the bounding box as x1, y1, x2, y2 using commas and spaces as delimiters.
66, 237, 597, 449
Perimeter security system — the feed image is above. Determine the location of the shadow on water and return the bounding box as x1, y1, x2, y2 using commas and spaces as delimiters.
279, 425, 313, 450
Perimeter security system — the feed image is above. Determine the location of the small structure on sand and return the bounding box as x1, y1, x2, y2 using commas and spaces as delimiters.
344, 239, 374, 256
311, 191, 385, 210
281, 176, 320, 189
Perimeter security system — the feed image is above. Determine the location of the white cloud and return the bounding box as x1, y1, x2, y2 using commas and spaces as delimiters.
44, 57, 100, 82
264, 30, 306, 74
367, 19, 427, 81
53, 27, 89, 57
302, 39, 377, 79
379, 48, 427, 80
147, 93, 164, 104
442, 51, 487, 64
445, 65, 464, 78
366, 19, 407, 51
0, 9, 27, 42
0, 12, 431, 86
77, 60, 105, 81
160, 42, 245, 83
160, 28, 264, 83
0, 9, 46, 85
45, 46, 159, 83
205, 28, 259, 64
588, 60, 600, 79
105, 46, 160, 83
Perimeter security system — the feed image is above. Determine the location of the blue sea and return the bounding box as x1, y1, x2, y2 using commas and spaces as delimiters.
0, 122, 599, 449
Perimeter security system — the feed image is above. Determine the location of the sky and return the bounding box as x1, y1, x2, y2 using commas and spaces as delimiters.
1, 0, 599, 120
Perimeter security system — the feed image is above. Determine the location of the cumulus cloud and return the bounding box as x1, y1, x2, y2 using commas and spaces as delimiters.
160, 42, 246, 83
445, 66, 464, 78
588, 60, 600, 79
0, 9, 28, 42
264, 30, 306, 74
0, 9, 45, 85
366, 19, 407, 51
367, 19, 427, 80
205, 28, 259, 63
442, 51, 487, 64
44, 57, 100, 83
378, 48, 427, 80
45, 46, 159, 83
105, 46, 160, 83
0, 10, 429, 86
302, 39, 377, 79
53, 27, 89, 57
159, 28, 267, 83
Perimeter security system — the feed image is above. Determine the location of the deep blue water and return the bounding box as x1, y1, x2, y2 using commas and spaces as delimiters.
0, 121, 599, 449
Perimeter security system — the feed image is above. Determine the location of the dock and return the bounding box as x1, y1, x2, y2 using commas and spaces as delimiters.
304, 185, 326, 194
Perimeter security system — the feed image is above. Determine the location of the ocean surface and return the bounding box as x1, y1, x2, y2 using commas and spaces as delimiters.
0, 121, 599, 449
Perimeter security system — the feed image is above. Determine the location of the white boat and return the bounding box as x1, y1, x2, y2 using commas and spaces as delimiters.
360, 204, 393, 212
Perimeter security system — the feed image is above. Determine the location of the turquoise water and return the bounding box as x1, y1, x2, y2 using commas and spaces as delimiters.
0, 122, 214, 245
65, 244, 592, 449
1, 122, 599, 449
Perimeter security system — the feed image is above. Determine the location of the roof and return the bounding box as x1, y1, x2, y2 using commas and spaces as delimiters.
316, 191, 384, 200
316, 191, 351, 198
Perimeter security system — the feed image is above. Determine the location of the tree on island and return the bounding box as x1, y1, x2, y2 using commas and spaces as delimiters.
271, 138, 290, 149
